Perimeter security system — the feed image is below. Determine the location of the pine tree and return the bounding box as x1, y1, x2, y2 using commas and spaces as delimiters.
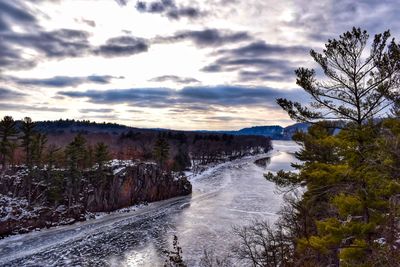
31, 133, 47, 168
172, 145, 191, 172
94, 142, 110, 170
266, 28, 400, 265
65, 134, 87, 205
46, 144, 61, 170
65, 134, 87, 170
277, 27, 400, 126
0, 116, 18, 169
20, 117, 36, 168
153, 136, 170, 168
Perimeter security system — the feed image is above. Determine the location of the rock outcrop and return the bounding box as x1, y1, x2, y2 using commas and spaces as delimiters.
0, 160, 191, 237
85, 160, 192, 212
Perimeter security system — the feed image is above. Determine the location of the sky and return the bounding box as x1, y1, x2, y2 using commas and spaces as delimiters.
0, 0, 399, 130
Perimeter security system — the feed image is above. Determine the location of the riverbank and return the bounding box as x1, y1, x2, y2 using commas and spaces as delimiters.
0, 160, 191, 238
0, 141, 298, 266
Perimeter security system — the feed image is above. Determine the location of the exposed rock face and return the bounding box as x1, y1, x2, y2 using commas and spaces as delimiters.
0, 161, 191, 237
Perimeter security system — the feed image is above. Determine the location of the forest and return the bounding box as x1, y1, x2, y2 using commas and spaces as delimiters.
0, 117, 271, 236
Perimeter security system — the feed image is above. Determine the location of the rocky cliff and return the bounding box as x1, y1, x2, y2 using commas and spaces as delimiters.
85, 160, 191, 212
0, 160, 191, 237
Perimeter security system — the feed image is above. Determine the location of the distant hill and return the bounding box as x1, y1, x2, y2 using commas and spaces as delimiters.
196, 123, 310, 140
21, 119, 309, 140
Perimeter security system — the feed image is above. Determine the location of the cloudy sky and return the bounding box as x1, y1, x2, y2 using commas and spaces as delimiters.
0, 0, 399, 130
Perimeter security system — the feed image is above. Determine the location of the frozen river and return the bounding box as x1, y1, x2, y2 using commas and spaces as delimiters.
0, 141, 300, 266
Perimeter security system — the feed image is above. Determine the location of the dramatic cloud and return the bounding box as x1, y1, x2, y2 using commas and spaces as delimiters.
178, 86, 303, 106
202, 57, 297, 83
59, 88, 173, 107
136, 0, 203, 20
3, 29, 91, 58
0, 87, 27, 100
217, 41, 309, 58
2, 0, 400, 128
94, 36, 149, 57
0, 28, 91, 71
58, 86, 306, 109
3, 75, 123, 88
1, 29, 149, 71
157, 28, 251, 47
200, 40, 309, 82
0, 0, 36, 32
149, 75, 199, 84
286, 0, 400, 42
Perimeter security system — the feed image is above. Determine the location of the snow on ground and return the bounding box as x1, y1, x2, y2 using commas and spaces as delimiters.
0, 195, 30, 223
0, 141, 300, 267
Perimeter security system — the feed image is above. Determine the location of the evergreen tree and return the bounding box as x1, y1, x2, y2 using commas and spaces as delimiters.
265, 28, 400, 265
7, 141, 18, 168
65, 134, 87, 205
94, 142, 110, 170
172, 145, 191, 172
0, 116, 18, 169
20, 117, 36, 168
153, 136, 170, 168
31, 133, 47, 168
277, 27, 400, 126
85, 144, 94, 169
65, 134, 87, 170
46, 144, 61, 170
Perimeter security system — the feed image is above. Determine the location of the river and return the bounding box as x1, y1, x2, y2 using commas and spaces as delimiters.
0, 140, 300, 266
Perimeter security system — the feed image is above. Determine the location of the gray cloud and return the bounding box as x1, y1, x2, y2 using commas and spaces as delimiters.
238, 70, 295, 82
286, 0, 400, 43
3, 29, 91, 58
157, 28, 251, 47
75, 18, 96, 27
60, 87, 173, 107
58, 85, 306, 109
0, 29, 150, 71
0, 28, 91, 71
200, 40, 308, 82
149, 75, 199, 84
0, 87, 27, 100
0, 1, 152, 71
3, 75, 123, 88
0, 103, 67, 112
79, 108, 114, 113
94, 36, 149, 57
201, 56, 296, 78
217, 41, 309, 57
115, 0, 128, 6
136, 0, 203, 20
0, 0, 36, 32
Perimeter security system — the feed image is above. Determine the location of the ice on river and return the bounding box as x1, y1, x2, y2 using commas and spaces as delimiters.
0, 141, 300, 267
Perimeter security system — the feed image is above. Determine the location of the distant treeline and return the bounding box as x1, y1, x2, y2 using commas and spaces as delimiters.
0, 116, 272, 172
